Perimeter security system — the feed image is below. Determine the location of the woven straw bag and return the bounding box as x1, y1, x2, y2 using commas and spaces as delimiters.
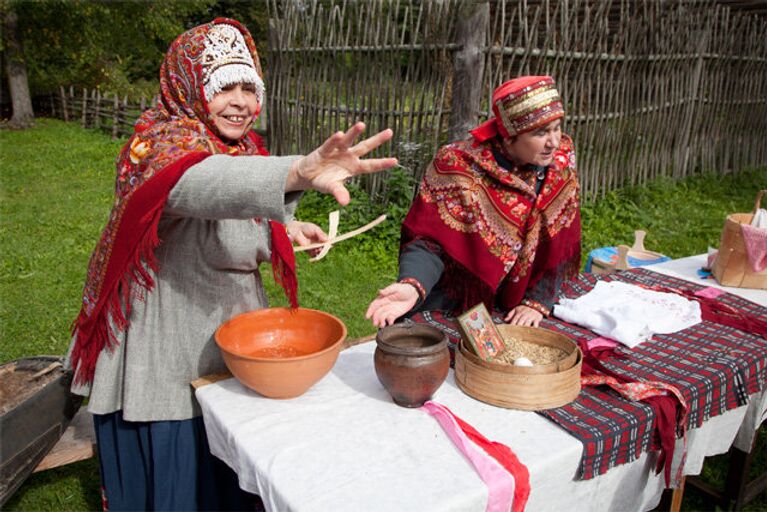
712, 189, 767, 289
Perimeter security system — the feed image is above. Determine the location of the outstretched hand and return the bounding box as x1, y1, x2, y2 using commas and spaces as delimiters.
286, 122, 398, 205
365, 282, 419, 328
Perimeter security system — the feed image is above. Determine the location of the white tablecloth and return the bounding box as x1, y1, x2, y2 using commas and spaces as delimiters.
195, 255, 767, 511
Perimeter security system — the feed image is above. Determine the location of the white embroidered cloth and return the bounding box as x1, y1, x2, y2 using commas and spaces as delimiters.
553, 281, 702, 348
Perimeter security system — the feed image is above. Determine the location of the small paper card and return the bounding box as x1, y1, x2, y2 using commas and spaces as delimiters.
457, 303, 507, 361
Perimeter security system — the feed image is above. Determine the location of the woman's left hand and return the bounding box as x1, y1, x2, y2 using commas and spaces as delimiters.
504, 305, 543, 327
287, 220, 328, 258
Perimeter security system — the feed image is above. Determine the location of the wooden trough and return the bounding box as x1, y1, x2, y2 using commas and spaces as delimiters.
0, 357, 83, 507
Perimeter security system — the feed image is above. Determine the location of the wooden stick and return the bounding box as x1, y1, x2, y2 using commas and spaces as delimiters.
309, 210, 340, 262
293, 214, 387, 252
31, 361, 62, 379
190, 373, 233, 390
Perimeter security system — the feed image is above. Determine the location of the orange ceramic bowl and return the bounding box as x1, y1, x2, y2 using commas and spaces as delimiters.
215, 307, 347, 399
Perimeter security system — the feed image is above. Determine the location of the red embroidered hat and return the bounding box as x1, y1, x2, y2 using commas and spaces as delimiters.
470, 76, 564, 142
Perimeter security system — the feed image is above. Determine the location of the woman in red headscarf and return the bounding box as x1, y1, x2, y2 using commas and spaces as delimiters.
66, 19, 397, 510
367, 76, 580, 328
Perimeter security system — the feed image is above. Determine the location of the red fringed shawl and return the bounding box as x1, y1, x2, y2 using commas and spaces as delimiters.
70, 19, 297, 385
401, 135, 581, 313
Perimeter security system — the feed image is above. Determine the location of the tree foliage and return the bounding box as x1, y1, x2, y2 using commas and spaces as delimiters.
14, 0, 211, 96
9, 0, 270, 99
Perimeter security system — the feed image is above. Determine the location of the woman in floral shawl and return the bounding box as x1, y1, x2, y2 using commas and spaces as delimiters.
68, 18, 396, 510
367, 76, 580, 329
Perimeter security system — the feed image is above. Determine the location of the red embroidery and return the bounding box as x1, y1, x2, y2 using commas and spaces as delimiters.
402, 134, 581, 311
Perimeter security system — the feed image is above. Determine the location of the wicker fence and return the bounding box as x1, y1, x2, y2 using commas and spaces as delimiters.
266, 0, 460, 199
266, 0, 767, 200
38, 86, 266, 140
40, 0, 767, 201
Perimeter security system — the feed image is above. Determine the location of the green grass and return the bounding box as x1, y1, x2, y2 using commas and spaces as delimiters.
1, 119, 765, 510
0, 120, 122, 362
580, 171, 766, 261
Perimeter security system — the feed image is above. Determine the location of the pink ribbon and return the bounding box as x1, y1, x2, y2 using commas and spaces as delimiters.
585, 336, 619, 351
421, 401, 517, 512
694, 286, 726, 299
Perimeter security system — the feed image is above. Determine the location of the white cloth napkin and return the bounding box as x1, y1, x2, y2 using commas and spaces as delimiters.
553, 281, 702, 348
752, 208, 767, 228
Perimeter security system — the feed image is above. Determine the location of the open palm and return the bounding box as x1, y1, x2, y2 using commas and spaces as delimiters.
291, 122, 398, 205
366, 283, 420, 328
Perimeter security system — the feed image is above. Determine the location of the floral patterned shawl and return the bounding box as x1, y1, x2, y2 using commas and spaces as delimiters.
401, 134, 581, 313
70, 18, 297, 385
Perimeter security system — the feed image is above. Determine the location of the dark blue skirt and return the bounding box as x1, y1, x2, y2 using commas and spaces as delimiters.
93, 411, 259, 511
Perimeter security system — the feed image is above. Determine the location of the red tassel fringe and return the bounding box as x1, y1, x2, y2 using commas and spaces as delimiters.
70, 151, 210, 386
70, 202, 167, 385
269, 220, 299, 309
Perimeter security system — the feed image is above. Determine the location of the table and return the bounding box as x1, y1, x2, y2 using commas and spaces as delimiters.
650, 255, 767, 509
196, 255, 766, 512
651, 254, 767, 452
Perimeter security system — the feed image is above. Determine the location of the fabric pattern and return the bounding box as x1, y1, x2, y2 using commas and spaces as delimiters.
201, 23, 264, 102
495, 77, 564, 137
409, 268, 767, 480
470, 76, 565, 142
401, 134, 581, 314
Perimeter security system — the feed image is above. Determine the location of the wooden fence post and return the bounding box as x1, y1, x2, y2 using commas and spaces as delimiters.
70, 86, 76, 123
121, 95, 128, 137
111, 93, 119, 139
60, 85, 68, 122
94, 90, 101, 130
447, 0, 489, 142
81, 88, 88, 128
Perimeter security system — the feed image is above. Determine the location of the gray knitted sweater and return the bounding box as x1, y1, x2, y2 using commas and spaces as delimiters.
70, 153, 301, 421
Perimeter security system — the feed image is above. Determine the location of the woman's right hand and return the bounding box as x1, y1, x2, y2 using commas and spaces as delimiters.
365, 283, 420, 328
286, 122, 398, 206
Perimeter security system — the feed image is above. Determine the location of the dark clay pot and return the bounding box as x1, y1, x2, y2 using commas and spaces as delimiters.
374, 323, 450, 408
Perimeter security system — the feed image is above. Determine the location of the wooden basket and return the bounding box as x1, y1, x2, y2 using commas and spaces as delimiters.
454, 325, 582, 410
591, 230, 667, 275
712, 190, 767, 290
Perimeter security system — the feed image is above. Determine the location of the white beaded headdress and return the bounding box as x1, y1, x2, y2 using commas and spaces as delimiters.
202, 23, 265, 103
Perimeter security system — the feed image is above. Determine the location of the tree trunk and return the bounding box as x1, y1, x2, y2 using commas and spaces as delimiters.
3, 6, 35, 129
